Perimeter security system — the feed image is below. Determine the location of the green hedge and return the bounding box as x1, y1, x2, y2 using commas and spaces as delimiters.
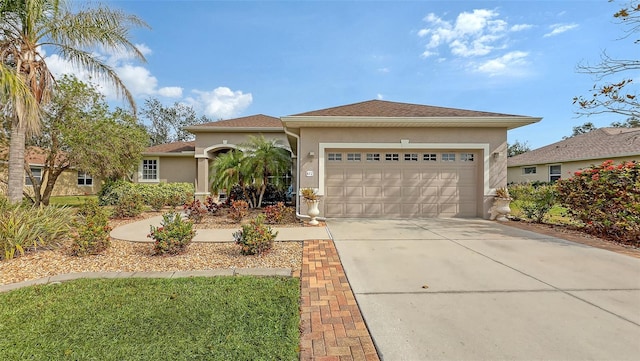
98, 180, 194, 207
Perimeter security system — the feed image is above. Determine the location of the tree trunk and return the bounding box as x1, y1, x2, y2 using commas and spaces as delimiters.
7, 121, 27, 204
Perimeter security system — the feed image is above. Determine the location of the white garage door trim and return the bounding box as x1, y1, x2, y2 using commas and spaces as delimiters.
318, 141, 491, 197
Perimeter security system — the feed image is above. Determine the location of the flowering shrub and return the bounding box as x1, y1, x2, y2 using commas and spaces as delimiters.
71, 199, 111, 256
148, 211, 195, 255
556, 160, 640, 245
148, 192, 166, 212
233, 214, 278, 255
229, 200, 249, 223
112, 192, 144, 218
183, 199, 207, 223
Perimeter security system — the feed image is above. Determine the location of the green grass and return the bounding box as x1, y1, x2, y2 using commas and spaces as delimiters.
0, 277, 300, 361
49, 195, 98, 207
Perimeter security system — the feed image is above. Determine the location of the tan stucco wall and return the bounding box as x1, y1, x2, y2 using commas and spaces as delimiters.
297, 127, 508, 218
133, 156, 196, 184
193, 131, 289, 156
507, 155, 640, 183
0, 166, 101, 198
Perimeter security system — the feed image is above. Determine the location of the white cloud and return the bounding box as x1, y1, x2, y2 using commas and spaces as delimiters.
377, 67, 390, 73
544, 23, 578, 37
419, 9, 512, 58
377, 93, 384, 100
187, 87, 252, 119
158, 87, 183, 98
475, 51, 529, 76
45, 44, 182, 101
510, 24, 533, 32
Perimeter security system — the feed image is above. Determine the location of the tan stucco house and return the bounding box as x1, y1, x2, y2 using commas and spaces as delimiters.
139, 100, 540, 219
507, 127, 640, 184
0, 147, 102, 197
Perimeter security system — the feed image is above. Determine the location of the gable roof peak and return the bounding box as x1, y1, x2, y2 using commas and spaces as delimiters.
197, 114, 282, 128
290, 99, 521, 118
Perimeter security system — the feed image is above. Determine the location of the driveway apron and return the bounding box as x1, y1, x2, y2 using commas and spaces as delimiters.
327, 218, 640, 361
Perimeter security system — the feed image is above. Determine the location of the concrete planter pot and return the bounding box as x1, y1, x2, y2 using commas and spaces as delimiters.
305, 199, 320, 226
490, 197, 512, 221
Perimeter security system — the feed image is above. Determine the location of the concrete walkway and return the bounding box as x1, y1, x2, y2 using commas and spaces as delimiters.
329, 218, 640, 361
110, 214, 330, 242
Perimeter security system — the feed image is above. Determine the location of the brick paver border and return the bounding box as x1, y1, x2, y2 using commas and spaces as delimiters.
300, 240, 380, 361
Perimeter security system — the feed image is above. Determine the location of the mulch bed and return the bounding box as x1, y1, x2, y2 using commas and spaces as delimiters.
503, 220, 640, 259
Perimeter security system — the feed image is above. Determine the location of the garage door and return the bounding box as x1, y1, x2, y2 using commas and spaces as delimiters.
324, 150, 478, 218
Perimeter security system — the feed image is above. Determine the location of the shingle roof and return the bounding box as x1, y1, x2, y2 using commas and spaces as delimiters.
292, 99, 520, 117
145, 141, 195, 153
0, 146, 67, 166
198, 114, 282, 128
508, 127, 640, 166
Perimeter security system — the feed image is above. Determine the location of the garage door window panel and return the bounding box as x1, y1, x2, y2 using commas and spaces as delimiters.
404, 153, 418, 161
366, 153, 380, 161
385, 153, 399, 161
442, 153, 456, 162
347, 153, 361, 161
328, 153, 342, 161
423, 153, 437, 161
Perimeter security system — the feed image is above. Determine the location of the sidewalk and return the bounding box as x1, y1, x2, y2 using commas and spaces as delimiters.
110, 215, 331, 242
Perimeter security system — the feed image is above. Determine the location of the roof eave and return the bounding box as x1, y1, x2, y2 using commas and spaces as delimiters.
508, 151, 640, 167
185, 126, 284, 133
142, 152, 196, 157
281, 116, 541, 130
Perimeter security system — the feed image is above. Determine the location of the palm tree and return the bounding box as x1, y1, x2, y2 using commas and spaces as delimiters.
242, 135, 291, 208
210, 149, 246, 199
0, 0, 148, 203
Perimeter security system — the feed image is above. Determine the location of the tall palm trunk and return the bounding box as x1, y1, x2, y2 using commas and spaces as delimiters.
7, 119, 26, 204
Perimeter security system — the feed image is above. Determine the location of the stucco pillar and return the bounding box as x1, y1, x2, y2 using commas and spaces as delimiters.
195, 157, 210, 201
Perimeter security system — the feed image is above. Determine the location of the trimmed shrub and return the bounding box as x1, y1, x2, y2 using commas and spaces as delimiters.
229, 200, 249, 223
71, 199, 111, 256
233, 214, 278, 255
556, 160, 640, 245
148, 211, 195, 255
98, 181, 194, 208
148, 192, 167, 212
183, 199, 207, 223
0, 201, 72, 260
112, 192, 144, 218
509, 183, 557, 223
264, 202, 288, 224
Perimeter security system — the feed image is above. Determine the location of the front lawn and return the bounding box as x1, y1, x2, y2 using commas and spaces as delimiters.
49, 195, 98, 207
0, 277, 300, 361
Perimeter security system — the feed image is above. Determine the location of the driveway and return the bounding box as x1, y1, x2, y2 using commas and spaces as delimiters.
327, 218, 640, 361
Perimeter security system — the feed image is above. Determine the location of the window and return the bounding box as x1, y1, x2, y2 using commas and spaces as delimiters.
549, 165, 562, 182
142, 159, 158, 181
461, 153, 475, 162
423, 153, 437, 161
77, 171, 93, 186
366, 153, 380, 161
523, 167, 537, 175
442, 153, 456, 162
347, 153, 361, 161
385, 153, 399, 161
25, 167, 42, 186
404, 153, 418, 161
328, 153, 342, 161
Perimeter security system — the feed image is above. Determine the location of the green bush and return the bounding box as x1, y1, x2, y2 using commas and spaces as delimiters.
509, 183, 557, 223
112, 192, 144, 218
233, 214, 278, 255
148, 192, 167, 212
98, 181, 194, 208
71, 199, 111, 256
0, 201, 72, 260
556, 160, 640, 245
148, 211, 195, 255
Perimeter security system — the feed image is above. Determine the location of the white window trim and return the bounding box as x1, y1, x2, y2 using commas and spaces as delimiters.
138, 157, 160, 182
319, 142, 491, 196
77, 171, 93, 186
549, 164, 562, 182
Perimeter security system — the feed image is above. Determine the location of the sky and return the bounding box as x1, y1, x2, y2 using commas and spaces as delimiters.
48, 0, 636, 149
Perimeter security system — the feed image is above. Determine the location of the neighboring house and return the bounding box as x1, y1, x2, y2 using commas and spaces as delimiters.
139, 100, 540, 219
0, 146, 101, 197
507, 127, 640, 184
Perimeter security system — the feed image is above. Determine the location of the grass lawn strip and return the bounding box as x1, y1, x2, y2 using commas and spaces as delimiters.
0, 277, 300, 361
